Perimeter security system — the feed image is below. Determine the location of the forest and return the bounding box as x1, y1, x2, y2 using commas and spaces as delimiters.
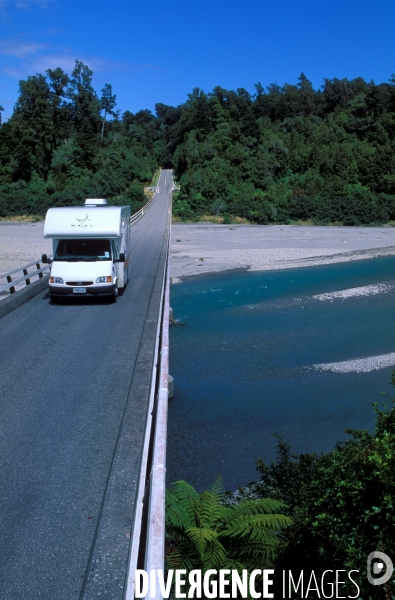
2, 61, 395, 225
0, 61, 161, 218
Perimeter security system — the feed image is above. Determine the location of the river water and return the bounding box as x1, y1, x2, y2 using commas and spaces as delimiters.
167, 257, 395, 491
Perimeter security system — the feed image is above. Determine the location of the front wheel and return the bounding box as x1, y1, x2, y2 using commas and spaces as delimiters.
111, 284, 118, 303
50, 295, 58, 304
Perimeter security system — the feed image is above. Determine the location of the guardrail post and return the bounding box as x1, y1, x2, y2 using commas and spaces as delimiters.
23, 268, 31, 286
6, 275, 15, 294
36, 263, 43, 279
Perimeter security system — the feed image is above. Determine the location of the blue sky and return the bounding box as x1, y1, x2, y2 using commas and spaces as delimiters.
1, 0, 395, 121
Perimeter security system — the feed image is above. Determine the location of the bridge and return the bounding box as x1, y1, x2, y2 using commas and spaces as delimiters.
0, 170, 172, 599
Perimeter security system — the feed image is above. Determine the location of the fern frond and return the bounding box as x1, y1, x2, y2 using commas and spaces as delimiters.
166, 480, 200, 529
168, 479, 200, 503
226, 498, 287, 518
197, 490, 229, 529
206, 473, 225, 500
228, 537, 280, 564
201, 539, 228, 570
186, 526, 219, 558
166, 541, 197, 571
223, 513, 292, 539
230, 538, 280, 554
166, 500, 192, 530
221, 558, 248, 571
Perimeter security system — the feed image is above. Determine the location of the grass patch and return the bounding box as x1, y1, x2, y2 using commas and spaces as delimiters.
198, 214, 252, 224
199, 215, 224, 223
231, 215, 251, 224
144, 188, 155, 201
286, 219, 315, 226
144, 168, 163, 201
172, 214, 252, 225
0, 214, 44, 223
151, 168, 161, 188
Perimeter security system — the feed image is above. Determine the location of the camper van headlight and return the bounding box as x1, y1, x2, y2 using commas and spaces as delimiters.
96, 276, 112, 283
50, 277, 63, 284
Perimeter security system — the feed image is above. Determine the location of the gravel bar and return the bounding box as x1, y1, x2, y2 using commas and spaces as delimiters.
314, 353, 395, 373
170, 223, 395, 281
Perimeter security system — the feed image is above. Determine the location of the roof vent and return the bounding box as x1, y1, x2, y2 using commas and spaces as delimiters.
85, 198, 108, 206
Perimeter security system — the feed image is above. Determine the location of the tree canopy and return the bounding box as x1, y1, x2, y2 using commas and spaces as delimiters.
0, 60, 160, 217
164, 75, 395, 225
2, 65, 395, 224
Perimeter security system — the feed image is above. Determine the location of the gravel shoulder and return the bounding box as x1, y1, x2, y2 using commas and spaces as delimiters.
0, 221, 51, 275
170, 223, 395, 282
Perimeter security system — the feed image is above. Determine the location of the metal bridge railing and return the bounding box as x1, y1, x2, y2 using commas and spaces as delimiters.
124, 191, 171, 600
129, 182, 159, 225
0, 261, 50, 297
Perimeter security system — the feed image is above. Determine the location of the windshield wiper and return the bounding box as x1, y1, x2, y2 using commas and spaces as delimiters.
55, 256, 109, 262
54, 257, 82, 261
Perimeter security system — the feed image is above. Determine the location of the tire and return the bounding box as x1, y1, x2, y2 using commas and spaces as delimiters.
111, 284, 118, 303
50, 295, 58, 304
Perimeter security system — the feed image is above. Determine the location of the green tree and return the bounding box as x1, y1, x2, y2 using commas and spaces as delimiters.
11, 74, 56, 180
100, 83, 117, 143
67, 60, 101, 165
46, 67, 71, 142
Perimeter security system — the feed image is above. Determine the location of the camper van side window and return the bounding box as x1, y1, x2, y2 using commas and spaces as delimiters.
111, 241, 118, 260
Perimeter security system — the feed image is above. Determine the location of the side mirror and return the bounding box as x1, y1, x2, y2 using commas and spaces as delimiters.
42, 253, 51, 264
119, 252, 125, 263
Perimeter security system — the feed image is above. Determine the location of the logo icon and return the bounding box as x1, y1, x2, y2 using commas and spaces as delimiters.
75, 213, 90, 228
367, 552, 393, 586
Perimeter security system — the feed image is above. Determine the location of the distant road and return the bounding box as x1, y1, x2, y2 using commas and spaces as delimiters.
0, 171, 171, 599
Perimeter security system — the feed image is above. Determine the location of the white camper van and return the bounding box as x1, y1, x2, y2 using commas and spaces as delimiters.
42, 199, 131, 303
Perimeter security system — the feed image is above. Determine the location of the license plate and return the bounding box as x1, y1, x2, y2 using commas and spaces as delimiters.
73, 287, 86, 294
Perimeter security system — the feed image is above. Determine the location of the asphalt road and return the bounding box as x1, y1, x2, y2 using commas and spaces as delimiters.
0, 171, 171, 599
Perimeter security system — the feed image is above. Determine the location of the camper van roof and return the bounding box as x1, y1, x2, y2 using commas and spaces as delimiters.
43, 205, 131, 238
85, 198, 107, 205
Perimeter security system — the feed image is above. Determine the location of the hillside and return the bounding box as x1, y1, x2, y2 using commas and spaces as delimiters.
1, 63, 395, 225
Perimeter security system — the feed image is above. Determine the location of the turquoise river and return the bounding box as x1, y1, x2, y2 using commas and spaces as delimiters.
167, 256, 395, 491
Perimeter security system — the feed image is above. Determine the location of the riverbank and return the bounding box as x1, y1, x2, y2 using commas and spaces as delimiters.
2, 221, 395, 282
170, 223, 395, 282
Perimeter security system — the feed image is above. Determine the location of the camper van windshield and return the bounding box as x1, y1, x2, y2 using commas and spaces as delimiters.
54, 239, 112, 261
